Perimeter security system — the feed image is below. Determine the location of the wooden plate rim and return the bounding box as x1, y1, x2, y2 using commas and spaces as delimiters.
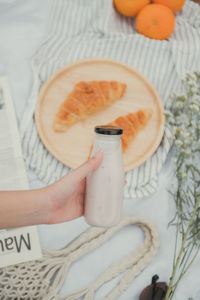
35, 58, 165, 172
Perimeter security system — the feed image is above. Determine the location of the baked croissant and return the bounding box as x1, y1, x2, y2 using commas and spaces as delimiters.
53, 81, 126, 132
107, 109, 153, 151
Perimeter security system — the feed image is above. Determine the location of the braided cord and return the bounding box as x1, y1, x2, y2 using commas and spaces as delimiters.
0, 216, 159, 300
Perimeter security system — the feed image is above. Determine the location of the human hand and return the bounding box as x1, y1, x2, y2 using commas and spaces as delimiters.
44, 151, 103, 224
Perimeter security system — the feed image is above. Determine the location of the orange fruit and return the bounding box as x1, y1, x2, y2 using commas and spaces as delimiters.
152, 0, 186, 13
114, 0, 151, 17
136, 4, 175, 40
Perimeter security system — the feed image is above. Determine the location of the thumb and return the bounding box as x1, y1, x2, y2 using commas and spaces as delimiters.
70, 151, 103, 181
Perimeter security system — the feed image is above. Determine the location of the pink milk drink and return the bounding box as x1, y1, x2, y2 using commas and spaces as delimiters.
85, 125, 124, 227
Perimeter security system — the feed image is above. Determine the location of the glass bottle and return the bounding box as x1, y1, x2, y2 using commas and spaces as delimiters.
84, 125, 124, 227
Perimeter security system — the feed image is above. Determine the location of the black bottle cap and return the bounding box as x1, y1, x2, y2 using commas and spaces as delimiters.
95, 125, 123, 135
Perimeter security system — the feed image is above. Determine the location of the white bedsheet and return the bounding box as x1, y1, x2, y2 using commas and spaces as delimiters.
0, 1, 199, 299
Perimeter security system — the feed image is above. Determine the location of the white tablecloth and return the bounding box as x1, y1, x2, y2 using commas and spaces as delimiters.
0, 0, 200, 299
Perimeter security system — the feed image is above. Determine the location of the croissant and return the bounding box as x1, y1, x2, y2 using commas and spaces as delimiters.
53, 81, 126, 132
107, 109, 153, 151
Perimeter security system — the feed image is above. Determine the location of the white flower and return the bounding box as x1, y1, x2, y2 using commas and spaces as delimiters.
182, 173, 187, 179
183, 121, 190, 128
182, 132, 190, 138
189, 104, 199, 112
175, 140, 183, 146
191, 98, 200, 105
177, 172, 182, 179
175, 102, 184, 109
174, 127, 181, 133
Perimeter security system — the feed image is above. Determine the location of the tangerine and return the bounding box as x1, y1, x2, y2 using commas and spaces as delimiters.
114, 0, 151, 17
152, 0, 186, 13
136, 4, 175, 40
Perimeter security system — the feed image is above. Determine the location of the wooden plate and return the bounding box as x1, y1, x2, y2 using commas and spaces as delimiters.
35, 59, 165, 172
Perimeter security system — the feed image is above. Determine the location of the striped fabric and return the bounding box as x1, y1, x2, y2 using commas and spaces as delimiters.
20, 0, 200, 198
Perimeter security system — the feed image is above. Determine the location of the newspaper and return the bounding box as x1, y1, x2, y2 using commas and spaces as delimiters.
0, 77, 42, 268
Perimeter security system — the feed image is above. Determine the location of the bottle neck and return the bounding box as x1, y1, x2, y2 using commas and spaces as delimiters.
93, 133, 122, 154
95, 133, 121, 143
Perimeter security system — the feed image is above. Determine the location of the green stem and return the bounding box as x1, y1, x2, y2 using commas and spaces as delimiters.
172, 245, 200, 296
165, 199, 200, 300
172, 220, 179, 269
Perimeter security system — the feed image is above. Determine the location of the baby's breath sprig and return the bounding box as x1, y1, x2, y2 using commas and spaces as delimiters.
165, 72, 200, 300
